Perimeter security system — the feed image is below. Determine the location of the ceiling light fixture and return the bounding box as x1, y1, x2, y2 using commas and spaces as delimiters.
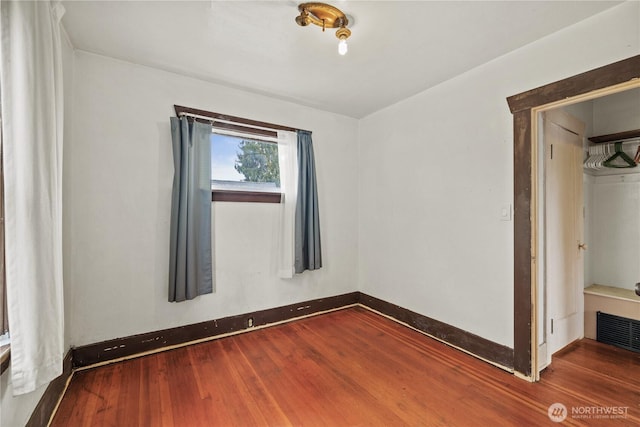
295, 2, 351, 56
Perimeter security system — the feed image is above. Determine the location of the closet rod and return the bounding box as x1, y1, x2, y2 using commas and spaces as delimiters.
590, 138, 640, 146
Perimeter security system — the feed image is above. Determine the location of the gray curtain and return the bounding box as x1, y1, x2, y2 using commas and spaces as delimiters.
169, 117, 213, 302
294, 130, 322, 273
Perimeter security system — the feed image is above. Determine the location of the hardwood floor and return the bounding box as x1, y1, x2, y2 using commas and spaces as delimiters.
51, 307, 640, 426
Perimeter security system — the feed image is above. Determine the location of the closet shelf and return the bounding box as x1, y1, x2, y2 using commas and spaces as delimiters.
585, 284, 640, 303
589, 129, 640, 144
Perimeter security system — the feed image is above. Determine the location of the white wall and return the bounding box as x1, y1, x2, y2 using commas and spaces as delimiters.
66, 51, 359, 346
584, 174, 595, 289
591, 175, 640, 290
593, 88, 640, 135
0, 371, 45, 427
358, 1, 639, 348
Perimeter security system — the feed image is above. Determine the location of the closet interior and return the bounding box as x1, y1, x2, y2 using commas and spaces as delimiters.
564, 87, 640, 351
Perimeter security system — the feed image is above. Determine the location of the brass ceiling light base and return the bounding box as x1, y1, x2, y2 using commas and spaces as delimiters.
296, 2, 352, 54
296, 2, 349, 30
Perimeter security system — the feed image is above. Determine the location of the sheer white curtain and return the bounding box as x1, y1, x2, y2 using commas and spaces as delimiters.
277, 130, 298, 278
0, 0, 66, 394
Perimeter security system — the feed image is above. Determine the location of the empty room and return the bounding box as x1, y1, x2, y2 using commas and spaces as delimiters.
1, 1, 640, 426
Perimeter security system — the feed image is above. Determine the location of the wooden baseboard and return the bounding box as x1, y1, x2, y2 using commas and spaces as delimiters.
357, 293, 514, 369
73, 292, 360, 368
29, 291, 515, 426
25, 350, 73, 427
72, 291, 514, 370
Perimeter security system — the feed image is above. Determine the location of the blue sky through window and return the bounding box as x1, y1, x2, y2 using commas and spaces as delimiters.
211, 133, 244, 181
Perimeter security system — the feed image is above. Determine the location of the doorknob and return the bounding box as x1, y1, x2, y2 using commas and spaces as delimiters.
578, 243, 588, 251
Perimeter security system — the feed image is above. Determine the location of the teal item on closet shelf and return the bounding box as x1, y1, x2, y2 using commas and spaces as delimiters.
604, 142, 636, 168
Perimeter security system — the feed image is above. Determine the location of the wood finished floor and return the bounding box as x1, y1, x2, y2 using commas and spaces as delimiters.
51, 307, 640, 426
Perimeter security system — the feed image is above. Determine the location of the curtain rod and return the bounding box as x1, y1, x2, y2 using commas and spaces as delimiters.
174, 105, 310, 134
176, 112, 277, 139
178, 111, 214, 123
178, 112, 280, 133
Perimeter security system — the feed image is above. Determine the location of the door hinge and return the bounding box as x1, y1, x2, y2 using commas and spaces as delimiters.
550, 144, 553, 160
551, 318, 554, 334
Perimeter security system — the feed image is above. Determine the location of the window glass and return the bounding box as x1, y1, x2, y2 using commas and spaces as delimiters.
211, 132, 280, 193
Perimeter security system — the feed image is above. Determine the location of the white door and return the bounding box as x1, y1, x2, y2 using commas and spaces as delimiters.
544, 109, 585, 360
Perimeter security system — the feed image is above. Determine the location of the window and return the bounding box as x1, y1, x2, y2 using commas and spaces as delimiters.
211, 131, 281, 203
174, 105, 300, 204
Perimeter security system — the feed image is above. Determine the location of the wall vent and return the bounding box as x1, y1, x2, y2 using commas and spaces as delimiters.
597, 311, 640, 353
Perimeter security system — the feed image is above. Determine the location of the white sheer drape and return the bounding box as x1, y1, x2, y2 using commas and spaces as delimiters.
277, 130, 298, 278
0, 0, 65, 395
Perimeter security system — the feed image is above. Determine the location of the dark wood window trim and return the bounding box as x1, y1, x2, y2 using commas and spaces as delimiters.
174, 105, 310, 138
212, 190, 281, 204
174, 105, 299, 204
507, 55, 640, 379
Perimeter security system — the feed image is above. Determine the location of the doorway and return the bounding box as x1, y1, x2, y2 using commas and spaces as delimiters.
507, 54, 640, 381
539, 109, 586, 370
537, 89, 640, 372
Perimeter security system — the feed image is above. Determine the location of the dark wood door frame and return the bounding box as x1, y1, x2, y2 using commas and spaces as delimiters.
506, 55, 640, 379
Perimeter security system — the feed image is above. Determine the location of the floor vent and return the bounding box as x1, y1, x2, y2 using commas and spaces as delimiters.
597, 311, 640, 353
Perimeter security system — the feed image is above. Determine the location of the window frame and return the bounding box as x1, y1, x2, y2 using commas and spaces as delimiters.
210, 129, 282, 204
174, 105, 305, 205
212, 190, 281, 204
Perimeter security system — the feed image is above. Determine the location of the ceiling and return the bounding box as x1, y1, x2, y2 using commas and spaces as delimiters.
61, 1, 622, 118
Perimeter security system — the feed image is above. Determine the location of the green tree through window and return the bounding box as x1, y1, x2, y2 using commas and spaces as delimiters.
234, 140, 280, 186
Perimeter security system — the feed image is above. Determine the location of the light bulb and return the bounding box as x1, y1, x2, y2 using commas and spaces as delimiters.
338, 38, 348, 55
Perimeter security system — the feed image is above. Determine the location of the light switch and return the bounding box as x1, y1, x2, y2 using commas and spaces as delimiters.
500, 204, 512, 221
